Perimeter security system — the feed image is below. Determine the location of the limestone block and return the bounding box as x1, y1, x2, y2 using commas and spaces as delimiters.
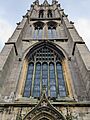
76, 44, 90, 70
63, 17, 73, 28
0, 44, 16, 95
68, 28, 83, 42
74, 44, 90, 97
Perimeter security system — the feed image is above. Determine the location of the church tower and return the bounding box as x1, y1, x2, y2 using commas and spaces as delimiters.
0, 0, 90, 119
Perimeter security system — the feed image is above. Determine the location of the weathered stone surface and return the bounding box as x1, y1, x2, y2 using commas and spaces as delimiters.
0, 0, 90, 119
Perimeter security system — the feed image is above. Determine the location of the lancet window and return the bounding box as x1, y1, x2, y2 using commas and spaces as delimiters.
33, 22, 44, 39
39, 9, 44, 18
47, 9, 52, 18
47, 21, 57, 39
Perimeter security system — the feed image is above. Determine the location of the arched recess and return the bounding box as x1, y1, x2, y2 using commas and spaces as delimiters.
23, 41, 68, 60
47, 21, 57, 39
39, 9, 44, 18
47, 21, 57, 28
17, 41, 73, 99
23, 92, 66, 120
25, 41, 65, 61
33, 21, 45, 39
33, 21, 45, 29
47, 9, 53, 18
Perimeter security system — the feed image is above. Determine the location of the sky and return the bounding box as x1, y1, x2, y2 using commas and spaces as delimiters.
0, 0, 90, 51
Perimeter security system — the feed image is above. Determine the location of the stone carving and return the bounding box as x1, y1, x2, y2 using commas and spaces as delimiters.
4, 92, 15, 103
23, 92, 66, 120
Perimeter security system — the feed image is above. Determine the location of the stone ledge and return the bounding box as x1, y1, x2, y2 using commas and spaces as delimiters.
5, 42, 18, 56
0, 101, 90, 107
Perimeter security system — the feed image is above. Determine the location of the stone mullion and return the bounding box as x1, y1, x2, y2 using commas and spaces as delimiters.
45, 24, 48, 39
30, 25, 33, 38
32, 25, 35, 39
52, 10, 54, 18
44, 10, 47, 18
42, 25, 45, 39
56, 25, 60, 38
48, 63, 50, 97
36, 10, 39, 18
54, 58, 58, 98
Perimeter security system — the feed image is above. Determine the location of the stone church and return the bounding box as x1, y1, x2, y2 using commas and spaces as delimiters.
0, 0, 90, 119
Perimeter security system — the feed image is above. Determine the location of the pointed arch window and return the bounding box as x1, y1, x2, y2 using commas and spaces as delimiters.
33, 22, 44, 39
49, 63, 56, 97
23, 46, 67, 98
47, 9, 52, 18
42, 63, 48, 96
33, 63, 41, 97
23, 63, 34, 97
47, 21, 57, 39
39, 9, 44, 18
56, 62, 66, 97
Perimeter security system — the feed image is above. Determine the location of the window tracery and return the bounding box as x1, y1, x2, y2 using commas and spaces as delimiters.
33, 22, 44, 39
49, 63, 56, 97
39, 9, 44, 18
47, 9, 52, 18
23, 63, 34, 97
23, 46, 66, 98
47, 21, 57, 39
33, 63, 41, 97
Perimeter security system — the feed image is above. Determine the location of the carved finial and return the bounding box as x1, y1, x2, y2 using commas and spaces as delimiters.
33, 0, 39, 5
70, 21, 74, 24
52, 0, 58, 4
43, 0, 49, 6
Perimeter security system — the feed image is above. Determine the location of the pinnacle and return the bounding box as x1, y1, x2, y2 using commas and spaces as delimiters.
43, 0, 49, 5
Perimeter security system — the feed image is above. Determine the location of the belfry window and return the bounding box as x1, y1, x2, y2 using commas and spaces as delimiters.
47, 9, 52, 18
47, 21, 57, 39
23, 46, 66, 98
33, 22, 44, 39
39, 9, 44, 18
33, 26, 43, 39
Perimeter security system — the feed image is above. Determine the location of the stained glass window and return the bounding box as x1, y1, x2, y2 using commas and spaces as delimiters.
49, 63, 56, 97
33, 27, 43, 39
23, 46, 66, 98
48, 22, 57, 39
56, 63, 66, 97
23, 63, 34, 97
42, 63, 48, 95
33, 22, 44, 39
33, 63, 41, 97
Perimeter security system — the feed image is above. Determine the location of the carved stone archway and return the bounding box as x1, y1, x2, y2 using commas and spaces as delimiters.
23, 92, 66, 120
